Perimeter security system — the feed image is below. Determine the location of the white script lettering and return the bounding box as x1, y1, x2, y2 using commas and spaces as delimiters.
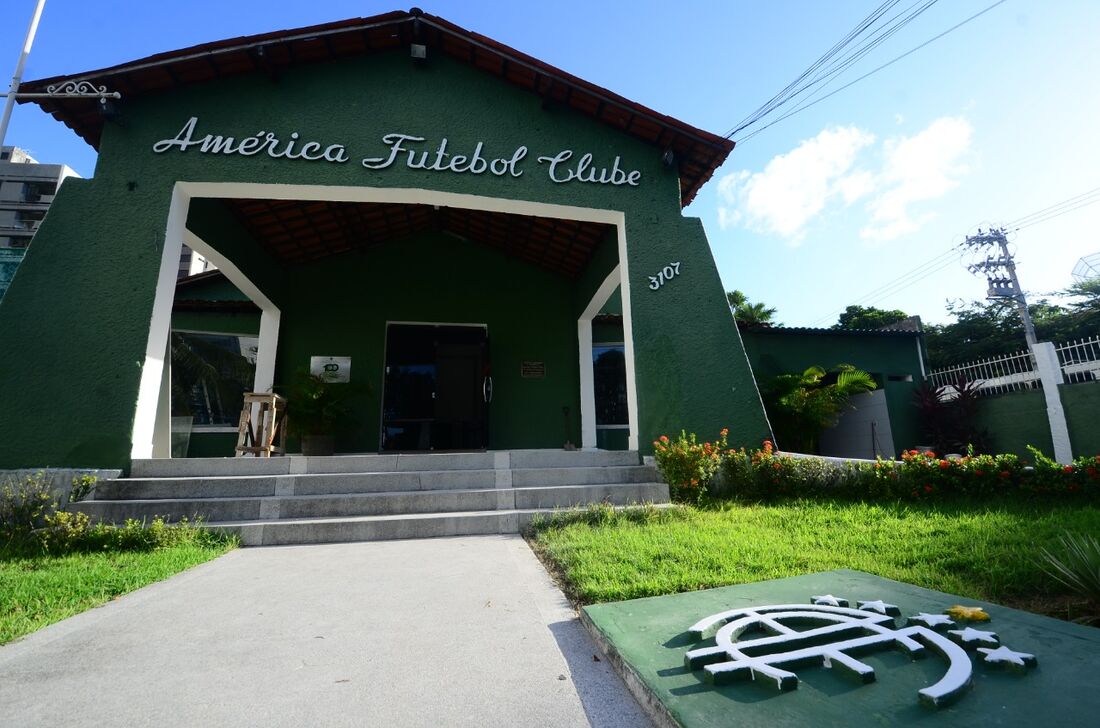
537, 150, 641, 187
362, 134, 526, 178
152, 117, 348, 163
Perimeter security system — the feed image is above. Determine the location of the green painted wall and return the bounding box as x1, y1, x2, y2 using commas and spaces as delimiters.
741, 329, 925, 455
0, 49, 768, 468
176, 274, 252, 302
275, 230, 581, 451
171, 310, 260, 336
1062, 381, 1100, 457
972, 388, 1054, 458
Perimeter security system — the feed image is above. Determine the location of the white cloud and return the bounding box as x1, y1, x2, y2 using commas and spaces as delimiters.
860, 116, 973, 242
717, 126, 875, 243
717, 116, 973, 244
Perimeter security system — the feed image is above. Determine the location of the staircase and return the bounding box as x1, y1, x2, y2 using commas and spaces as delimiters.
73, 450, 667, 546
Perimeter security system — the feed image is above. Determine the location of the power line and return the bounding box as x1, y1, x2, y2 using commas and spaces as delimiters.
727, 1, 929, 138
1007, 188, 1100, 231
735, 0, 1009, 144
1005, 185, 1100, 227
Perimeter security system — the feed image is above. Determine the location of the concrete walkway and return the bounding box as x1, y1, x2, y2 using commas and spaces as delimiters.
0, 536, 651, 727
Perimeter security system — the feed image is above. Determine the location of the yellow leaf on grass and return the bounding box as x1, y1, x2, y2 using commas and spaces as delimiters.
945, 605, 991, 622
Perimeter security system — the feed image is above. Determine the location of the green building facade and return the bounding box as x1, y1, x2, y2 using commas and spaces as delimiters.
0, 10, 770, 470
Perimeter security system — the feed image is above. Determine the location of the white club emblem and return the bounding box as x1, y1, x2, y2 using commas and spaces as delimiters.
683, 597, 1035, 708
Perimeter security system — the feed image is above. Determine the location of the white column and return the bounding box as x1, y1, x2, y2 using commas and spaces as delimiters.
131, 187, 188, 459
152, 336, 172, 458
578, 318, 596, 448
1031, 341, 1073, 463
578, 265, 623, 450
256, 309, 281, 393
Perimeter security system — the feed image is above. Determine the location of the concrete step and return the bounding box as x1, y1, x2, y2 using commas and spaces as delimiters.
93, 465, 658, 501
206, 504, 665, 547
71, 483, 669, 523
210, 510, 530, 546
512, 465, 655, 487
128, 449, 641, 478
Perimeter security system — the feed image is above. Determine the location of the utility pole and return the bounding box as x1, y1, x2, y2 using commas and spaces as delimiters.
963, 227, 1038, 347
0, 0, 47, 150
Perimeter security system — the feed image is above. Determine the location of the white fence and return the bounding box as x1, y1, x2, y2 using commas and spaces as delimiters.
928, 335, 1100, 396
1055, 337, 1100, 384
927, 348, 1039, 396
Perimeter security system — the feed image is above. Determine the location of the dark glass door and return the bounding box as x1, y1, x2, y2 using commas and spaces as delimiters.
381, 324, 490, 451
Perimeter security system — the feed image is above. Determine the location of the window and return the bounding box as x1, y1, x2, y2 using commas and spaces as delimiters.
593, 344, 627, 426
170, 332, 258, 427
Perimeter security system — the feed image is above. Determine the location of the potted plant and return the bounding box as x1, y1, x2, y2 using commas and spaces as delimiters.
284, 369, 353, 456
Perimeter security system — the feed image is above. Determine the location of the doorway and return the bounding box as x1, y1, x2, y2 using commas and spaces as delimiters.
381, 323, 490, 452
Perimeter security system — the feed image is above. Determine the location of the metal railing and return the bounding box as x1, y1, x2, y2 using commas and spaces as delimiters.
1055, 336, 1100, 384
928, 349, 1039, 396
928, 336, 1100, 395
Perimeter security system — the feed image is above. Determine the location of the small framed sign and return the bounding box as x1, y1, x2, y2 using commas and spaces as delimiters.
310, 356, 351, 383
521, 361, 547, 379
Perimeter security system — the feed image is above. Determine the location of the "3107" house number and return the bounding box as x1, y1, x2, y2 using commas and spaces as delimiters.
648, 261, 682, 290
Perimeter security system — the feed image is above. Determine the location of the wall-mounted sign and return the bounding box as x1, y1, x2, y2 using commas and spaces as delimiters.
310, 356, 351, 383
520, 361, 546, 379
153, 118, 643, 189
648, 261, 682, 290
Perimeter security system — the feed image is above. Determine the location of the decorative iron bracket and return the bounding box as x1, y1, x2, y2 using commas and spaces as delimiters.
4, 81, 121, 103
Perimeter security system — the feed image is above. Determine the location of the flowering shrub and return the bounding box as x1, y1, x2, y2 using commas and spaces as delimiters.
653, 428, 729, 503
717, 442, 1100, 502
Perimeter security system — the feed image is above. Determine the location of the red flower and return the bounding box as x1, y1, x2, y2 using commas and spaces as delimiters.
1063, 465, 1075, 473
923, 451, 936, 458
938, 460, 950, 470
924, 485, 934, 493
999, 471, 1011, 479
659, 435, 670, 444
975, 470, 985, 477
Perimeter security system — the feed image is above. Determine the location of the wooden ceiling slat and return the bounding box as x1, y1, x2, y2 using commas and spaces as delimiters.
225, 198, 611, 278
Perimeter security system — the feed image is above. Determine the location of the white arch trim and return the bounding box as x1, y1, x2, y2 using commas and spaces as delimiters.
132, 182, 638, 458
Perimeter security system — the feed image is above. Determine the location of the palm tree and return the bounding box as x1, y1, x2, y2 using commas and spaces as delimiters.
763, 364, 877, 454
727, 290, 778, 327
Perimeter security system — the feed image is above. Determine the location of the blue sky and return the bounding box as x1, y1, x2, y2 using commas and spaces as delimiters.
3, 0, 1099, 326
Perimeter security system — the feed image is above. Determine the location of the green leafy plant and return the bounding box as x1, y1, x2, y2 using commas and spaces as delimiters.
652, 428, 728, 503
913, 377, 990, 455
764, 364, 877, 454
39, 510, 92, 553
282, 369, 354, 437
68, 474, 97, 504
0, 473, 56, 545
1038, 532, 1100, 623
717, 442, 1100, 503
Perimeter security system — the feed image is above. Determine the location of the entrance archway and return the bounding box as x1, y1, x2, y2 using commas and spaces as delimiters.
135, 182, 640, 458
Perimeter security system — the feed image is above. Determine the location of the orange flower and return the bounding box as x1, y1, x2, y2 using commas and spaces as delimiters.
938, 460, 950, 469
923, 451, 936, 458
659, 435, 670, 444
720, 428, 729, 437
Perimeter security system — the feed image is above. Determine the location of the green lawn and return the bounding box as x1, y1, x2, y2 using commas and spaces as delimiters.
528, 500, 1100, 617
0, 541, 235, 644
